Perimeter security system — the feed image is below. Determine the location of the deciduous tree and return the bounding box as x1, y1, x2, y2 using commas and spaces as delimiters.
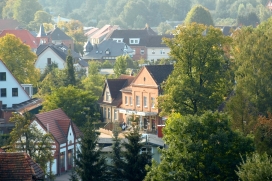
184, 5, 214, 26
113, 55, 128, 77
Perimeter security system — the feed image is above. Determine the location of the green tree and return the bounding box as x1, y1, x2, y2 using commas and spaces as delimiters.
0, 0, 8, 18
66, 53, 76, 86
40, 62, 59, 82
236, 152, 272, 180
158, 23, 233, 116
69, 168, 79, 181
101, 60, 113, 68
157, 22, 173, 35
75, 121, 107, 181
184, 5, 214, 26
145, 111, 255, 181
9, 112, 54, 178
42, 85, 98, 127
0, 34, 40, 84
237, 11, 260, 27
119, 127, 152, 181
168, 0, 191, 20
13, 0, 42, 25
114, 55, 128, 77
28, 10, 53, 31
2, 0, 15, 19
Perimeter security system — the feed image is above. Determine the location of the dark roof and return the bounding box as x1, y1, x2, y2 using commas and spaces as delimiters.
47, 27, 72, 40
145, 65, 174, 85
9, 98, 42, 113
82, 39, 133, 60
37, 24, 46, 37
35, 108, 81, 144
0, 19, 21, 30
0, 152, 44, 181
107, 28, 157, 46
78, 59, 88, 67
36, 43, 80, 61
147, 35, 173, 47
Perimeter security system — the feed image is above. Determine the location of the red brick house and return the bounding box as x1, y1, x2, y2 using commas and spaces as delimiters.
32, 108, 81, 175
0, 152, 44, 181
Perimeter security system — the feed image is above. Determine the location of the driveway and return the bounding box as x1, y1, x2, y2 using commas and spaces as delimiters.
54, 171, 71, 181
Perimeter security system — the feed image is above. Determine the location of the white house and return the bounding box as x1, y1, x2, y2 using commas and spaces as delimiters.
32, 108, 82, 175
0, 60, 30, 108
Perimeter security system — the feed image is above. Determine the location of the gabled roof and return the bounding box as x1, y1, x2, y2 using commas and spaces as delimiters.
0, 152, 44, 181
82, 39, 133, 60
90, 25, 119, 39
147, 35, 174, 47
143, 65, 174, 85
0, 29, 38, 49
37, 24, 46, 37
0, 19, 21, 30
47, 27, 72, 40
35, 108, 81, 144
85, 27, 99, 36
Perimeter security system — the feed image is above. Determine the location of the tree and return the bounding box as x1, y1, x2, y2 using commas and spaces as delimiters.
0, 0, 8, 19
9, 112, 54, 178
184, 5, 214, 26
13, 0, 42, 25
2, 0, 15, 19
113, 55, 128, 77
42, 85, 99, 127
118, 127, 152, 181
66, 53, 76, 86
145, 111, 255, 181
168, 0, 191, 20
157, 22, 173, 35
28, 10, 53, 31
75, 121, 107, 181
0, 34, 40, 84
158, 23, 233, 116
236, 152, 272, 180
69, 168, 79, 181
237, 11, 260, 27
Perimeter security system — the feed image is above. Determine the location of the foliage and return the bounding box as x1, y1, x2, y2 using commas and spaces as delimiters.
66, 53, 76, 86
157, 22, 173, 35
254, 115, 272, 155
113, 55, 128, 77
0, 134, 10, 147
231, 19, 272, 115
0, 34, 40, 84
28, 10, 53, 31
237, 11, 260, 27
75, 121, 107, 181
40, 62, 59, 82
42, 85, 99, 127
236, 152, 272, 181
145, 111, 255, 181
101, 60, 113, 68
69, 168, 79, 181
184, 5, 214, 26
8, 112, 54, 177
159, 23, 233, 116
118, 127, 152, 181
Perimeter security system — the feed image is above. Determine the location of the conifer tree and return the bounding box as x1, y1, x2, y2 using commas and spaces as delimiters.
66, 51, 76, 86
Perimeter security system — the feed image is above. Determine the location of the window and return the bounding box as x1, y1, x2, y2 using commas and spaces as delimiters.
60, 152, 65, 168
129, 38, 140, 44
136, 96, 140, 106
125, 96, 128, 105
108, 108, 111, 119
144, 96, 147, 107
160, 49, 165, 54
0, 88, 6, 97
2, 104, 7, 109
114, 109, 118, 120
140, 147, 153, 154
104, 107, 107, 118
151, 97, 155, 108
113, 38, 123, 43
0, 72, 6, 81
47, 58, 51, 65
68, 150, 73, 166
106, 91, 110, 102
105, 49, 110, 54
140, 49, 144, 55
12, 88, 18, 97
130, 97, 132, 105
152, 49, 155, 54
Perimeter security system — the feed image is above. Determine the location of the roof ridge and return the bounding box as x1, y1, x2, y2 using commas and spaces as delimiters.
55, 119, 67, 139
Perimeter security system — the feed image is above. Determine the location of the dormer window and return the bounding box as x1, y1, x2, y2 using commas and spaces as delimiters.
113, 38, 123, 43
129, 38, 140, 44
105, 91, 110, 102
105, 49, 110, 55
96, 51, 98, 54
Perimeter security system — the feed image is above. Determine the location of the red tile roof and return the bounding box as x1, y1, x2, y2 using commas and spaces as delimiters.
35, 108, 81, 144
0, 152, 44, 181
0, 29, 39, 49
0, 19, 21, 30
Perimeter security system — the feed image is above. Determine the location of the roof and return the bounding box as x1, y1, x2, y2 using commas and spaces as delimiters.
147, 35, 173, 47
35, 108, 81, 144
37, 24, 46, 37
47, 27, 72, 40
144, 65, 174, 85
0, 152, 44, 181
6, 98, 42, 113
0, 19, 21, 30
90, 25, 119, 39
85, 27, 99, 36
82, 39, 133, 60
0, 29, 38, 49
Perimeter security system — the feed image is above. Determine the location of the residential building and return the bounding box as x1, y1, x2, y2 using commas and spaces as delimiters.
88, 25, 119, 45
32, 108, 82, 175
82, 39, 133, 63
98, 75, 135, 123
118, 65, 173, 132
0, 152, 44, 181
0, 19, 21, 30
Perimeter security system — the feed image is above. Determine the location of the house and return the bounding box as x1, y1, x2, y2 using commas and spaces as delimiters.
36, 24, 74, 50
0, 29, 39, 52
98, 75, 135, 124
82, 39, 133, 63
146, 35, 173, 62
32, 108, 81, 175
35, 43, 81, 73
0, 19, 21, 30
88, 25, 119, 45
106, 24, 157, 60
118, 65, 173, 132
0, 152, 44, 181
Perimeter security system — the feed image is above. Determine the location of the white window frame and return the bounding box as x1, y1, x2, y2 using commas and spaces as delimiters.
140, 49, 144, 55
114, 109, 118, 120
130, 97, 132, 106
113, 38, 123, 43
151, 97, 155, 108
136, 96, 140, 107
144, 96, 147, 107
129, 38, 140, 44
125, 96, 128, 105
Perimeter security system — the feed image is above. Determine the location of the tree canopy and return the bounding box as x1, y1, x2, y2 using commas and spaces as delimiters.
113, 55, 128, 77
184, 5, 214, 26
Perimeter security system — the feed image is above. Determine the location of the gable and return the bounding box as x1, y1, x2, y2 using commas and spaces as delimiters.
67, 124, 74, 145
0, 60, 30, 108
133, 67, 157, 86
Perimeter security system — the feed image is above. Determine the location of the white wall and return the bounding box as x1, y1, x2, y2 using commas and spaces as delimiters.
35, 48, 66, 72
47, 158, 57, 175
67, 125, 74, 144
147, 47, 170, 62
0, 61, 30, 107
